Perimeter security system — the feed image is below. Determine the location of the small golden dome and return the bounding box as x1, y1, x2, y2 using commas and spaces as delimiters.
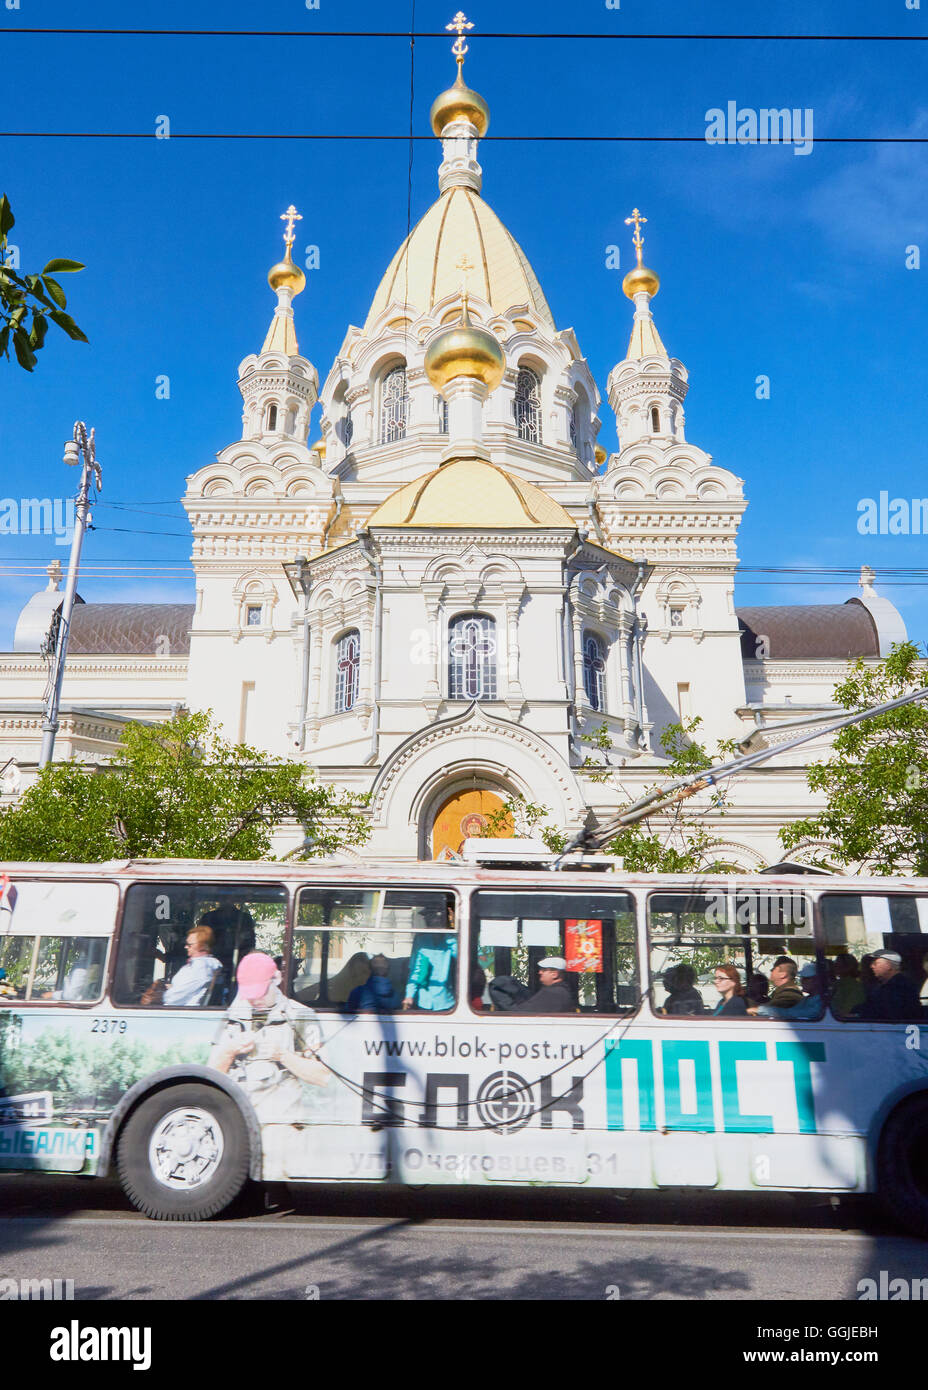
430, 68, 490, 138
424, 299, 505, 393
268, 247, 306, 296
310, 437, 326, 458
622, 264, 660, 300
594, 444, 607, 466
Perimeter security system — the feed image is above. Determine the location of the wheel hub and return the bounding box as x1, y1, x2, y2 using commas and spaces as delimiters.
148, 1106, 224, 1191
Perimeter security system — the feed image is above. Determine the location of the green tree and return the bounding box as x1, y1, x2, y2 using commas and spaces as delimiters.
0, 710, 369, 862
0, 195, 87, 370
482, 720, 745, 872
779, 640, 928, 874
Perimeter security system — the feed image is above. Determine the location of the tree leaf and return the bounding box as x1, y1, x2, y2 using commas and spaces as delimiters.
0, 195, 13, 239
29, 314, 48, 350
48, 309, 88, 343
12, 328, 36, 371
41, 276, 67, 309
41, 258, 84, 275
0, 326, 9, 358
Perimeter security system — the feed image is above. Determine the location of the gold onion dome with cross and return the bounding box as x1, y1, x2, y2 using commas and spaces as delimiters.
424, 256, 505, 392
622, 207, 660, 300
430, 11, 490, 136
268, 205, 307, 295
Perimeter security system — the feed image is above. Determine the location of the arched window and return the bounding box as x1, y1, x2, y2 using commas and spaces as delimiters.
380, 366, 408, 444
650, 406, 661, 434
514, 367, 541, 443
342, 408, 354, 448
436, 395, 449, 434
266, 403, 278, 432
569, 405, 578, 452
583, 633, 607, 711
334, 630, 361, 713
449, 614, 497, 700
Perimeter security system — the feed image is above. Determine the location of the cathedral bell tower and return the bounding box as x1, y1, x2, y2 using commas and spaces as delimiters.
237, 206, 319, 443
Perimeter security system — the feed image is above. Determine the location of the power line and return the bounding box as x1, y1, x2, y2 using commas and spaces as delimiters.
3, 132, 927, 144
1, 28, 926, 41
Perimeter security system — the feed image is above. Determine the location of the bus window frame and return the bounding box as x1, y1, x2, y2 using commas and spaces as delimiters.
468, 883, 640, 1018
0, 875, 122, 1009
643, 885, 821, 1023
110, 878, 293, 1012
291, 881, 463, 1017
817, 886, 928, 1025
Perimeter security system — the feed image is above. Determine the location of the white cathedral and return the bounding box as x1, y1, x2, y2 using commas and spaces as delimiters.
0, 24, 908, 866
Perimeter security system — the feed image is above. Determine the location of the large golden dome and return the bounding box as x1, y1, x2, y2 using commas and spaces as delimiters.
364, 186, 554, 332
424, 298, 505, 392
430, 68, 490, 137
367, 458, 574, 529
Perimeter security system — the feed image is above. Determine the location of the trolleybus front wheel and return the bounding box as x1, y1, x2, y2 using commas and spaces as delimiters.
877, 1094, 928, 1238
116, 1083, 250, 1221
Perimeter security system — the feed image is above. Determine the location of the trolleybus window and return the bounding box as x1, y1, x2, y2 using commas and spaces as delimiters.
113, 883, 287, 1009
0, 879, 117, 1003
648, 890, 819, 1019
293, 887, 456, 1012
821, 892, 928, 1021
471, 890, 637, 1014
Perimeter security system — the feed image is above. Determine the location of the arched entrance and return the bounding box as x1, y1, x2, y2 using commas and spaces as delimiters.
430, 787, 513, 860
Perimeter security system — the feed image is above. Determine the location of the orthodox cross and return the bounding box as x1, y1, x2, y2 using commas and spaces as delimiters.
280, 205, 303, 250
625, 207, 647, 266
447, 11, 474, 65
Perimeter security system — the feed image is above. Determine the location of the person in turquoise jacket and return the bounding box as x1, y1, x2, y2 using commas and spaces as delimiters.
402, 934, 457, 1011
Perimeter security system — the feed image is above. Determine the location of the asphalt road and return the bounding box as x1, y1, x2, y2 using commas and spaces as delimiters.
2, 1177, 928, 1300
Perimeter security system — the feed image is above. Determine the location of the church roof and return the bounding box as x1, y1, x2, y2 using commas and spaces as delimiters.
367, 457, 574, 529
68, 604, 194, 655
364, 186, 555, 333
737, 601, 879, 660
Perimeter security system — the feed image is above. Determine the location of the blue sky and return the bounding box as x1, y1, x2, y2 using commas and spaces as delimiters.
1, 0, 926, 647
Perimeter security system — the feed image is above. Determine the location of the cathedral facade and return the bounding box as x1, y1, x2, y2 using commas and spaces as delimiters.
0, 32, 907, 866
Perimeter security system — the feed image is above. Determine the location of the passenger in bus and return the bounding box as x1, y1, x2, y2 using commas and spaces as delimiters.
745, 972, 770, 1007
510, 957, 574, 1014
747, 956, 803, 1015
753, 962, 823, 1021
710, 964, 748, 1017
402, 934, 457, 1012
303, 952, 371, 1005
854, 950, 923, 1021
470, 965, 487, 1011
140, 925, 221, 1007
659, 963, 704, 1016
921, 951, 928, 1004
345, 954, 399, 1012
830, 954, 866, 1017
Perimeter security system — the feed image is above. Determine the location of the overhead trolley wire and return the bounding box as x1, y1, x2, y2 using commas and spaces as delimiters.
2, 28, 927, 40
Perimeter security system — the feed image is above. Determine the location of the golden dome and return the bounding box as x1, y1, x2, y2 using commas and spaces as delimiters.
424, 298, 505, 392
365, 186, 554, 333
367, 458, 575, 529
594, 444, 607, 466
310, 437, 327, 458
268, 247, 306, 296
430, 68, 490, 137
622, 264, 660, 300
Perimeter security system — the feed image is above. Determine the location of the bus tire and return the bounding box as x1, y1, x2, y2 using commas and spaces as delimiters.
116, 1083, 250, 1221
877, 1095, 928, 1238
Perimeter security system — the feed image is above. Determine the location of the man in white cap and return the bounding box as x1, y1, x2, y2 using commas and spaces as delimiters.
857, 950, 922, 1021
510, 956, 574, 1014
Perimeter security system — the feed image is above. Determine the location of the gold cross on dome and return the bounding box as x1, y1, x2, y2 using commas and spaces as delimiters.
280, 204, 303, 248
456, 252, 475, 292
447, 11, 474, 63
625, 207, 647, 266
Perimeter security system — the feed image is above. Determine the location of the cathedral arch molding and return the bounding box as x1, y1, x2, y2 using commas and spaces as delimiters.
369, 704, 586, 838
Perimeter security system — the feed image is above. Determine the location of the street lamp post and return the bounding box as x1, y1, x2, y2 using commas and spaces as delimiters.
38, 422, 102, 771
